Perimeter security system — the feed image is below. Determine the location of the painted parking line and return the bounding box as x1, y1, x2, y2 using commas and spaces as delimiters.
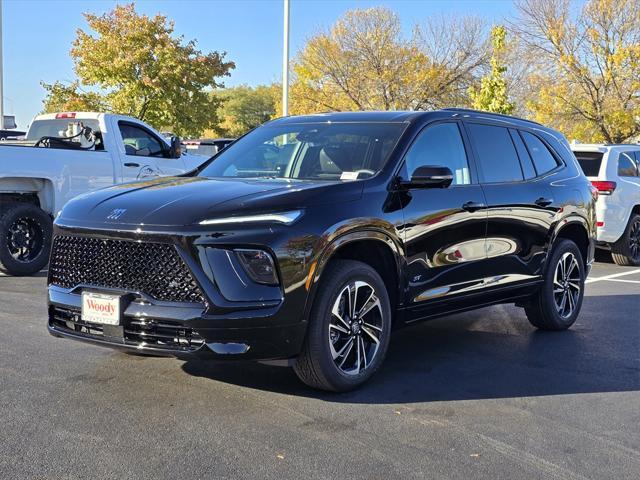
599, 278, 640, 285
586, 269, 640, 284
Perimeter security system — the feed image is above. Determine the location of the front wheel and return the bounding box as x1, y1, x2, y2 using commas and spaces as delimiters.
0, 202, 52, 276
294, 260, 392, 392
525, 239, 585, 331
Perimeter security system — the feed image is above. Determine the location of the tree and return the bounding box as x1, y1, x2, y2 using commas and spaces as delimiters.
288, 8, 488, 115
212, 85, 277, 137
469, 26, 515, 114
41, 81, 107, 113
511, 0, 640, 143
42, 3, 234, 137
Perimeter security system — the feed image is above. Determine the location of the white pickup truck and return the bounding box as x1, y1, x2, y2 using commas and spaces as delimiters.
0, 112, 206, 275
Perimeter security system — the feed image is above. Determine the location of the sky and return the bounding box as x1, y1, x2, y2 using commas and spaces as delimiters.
2, 0, 518, 129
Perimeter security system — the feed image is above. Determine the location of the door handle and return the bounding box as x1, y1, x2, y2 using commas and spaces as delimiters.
535, 197, 553, 207
124, 162, 140, 168
462, 201, 486, 212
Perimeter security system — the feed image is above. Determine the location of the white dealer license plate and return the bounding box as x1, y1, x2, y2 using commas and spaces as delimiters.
81, 292, 121, 325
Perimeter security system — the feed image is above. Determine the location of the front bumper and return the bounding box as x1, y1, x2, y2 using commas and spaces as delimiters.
48, 288, 307, 360
46, 221, 315, 361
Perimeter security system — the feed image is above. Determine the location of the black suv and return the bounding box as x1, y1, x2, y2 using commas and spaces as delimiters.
48, 109, 596, 391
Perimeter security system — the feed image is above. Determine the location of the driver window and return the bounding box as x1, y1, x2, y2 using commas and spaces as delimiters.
403, 123, 471, 185
119, 123, 164, 157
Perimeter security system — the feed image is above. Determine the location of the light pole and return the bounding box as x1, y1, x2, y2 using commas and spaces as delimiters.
282, 0, 289, 117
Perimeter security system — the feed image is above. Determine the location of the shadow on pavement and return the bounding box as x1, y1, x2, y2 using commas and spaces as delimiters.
181, 294, 639, 403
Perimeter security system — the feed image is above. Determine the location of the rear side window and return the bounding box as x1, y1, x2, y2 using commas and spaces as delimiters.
618, 152, 639, 177
520, 131, 558, 174
466, 123, 523, 183
573, 151, 603, 177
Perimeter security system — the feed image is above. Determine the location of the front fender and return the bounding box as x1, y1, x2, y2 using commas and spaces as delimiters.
301, 226, 405, 322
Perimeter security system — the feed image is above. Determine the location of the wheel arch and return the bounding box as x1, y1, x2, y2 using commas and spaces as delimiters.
551, 217, 592, 268
303, 229, 404, 322
0, 177, 55, 216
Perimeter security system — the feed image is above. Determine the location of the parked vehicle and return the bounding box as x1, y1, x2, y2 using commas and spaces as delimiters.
571, 144, 640, 265
0, 129, 26, 141
183, 138, 235, 158
0, 112, 204, 275
47, 109, 596, 391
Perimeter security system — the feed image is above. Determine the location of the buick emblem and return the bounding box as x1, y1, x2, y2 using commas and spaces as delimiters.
106, 208, 127, 220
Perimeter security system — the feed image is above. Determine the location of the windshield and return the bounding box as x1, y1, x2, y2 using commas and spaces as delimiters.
198, 122, 406, 180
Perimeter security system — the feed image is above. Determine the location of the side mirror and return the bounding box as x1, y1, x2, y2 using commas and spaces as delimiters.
402, 165, 453, 189
168, 136, 182, 158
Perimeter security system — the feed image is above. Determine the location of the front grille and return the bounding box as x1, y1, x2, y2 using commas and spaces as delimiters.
50, 306, 205, 352
49, 235, 205, 304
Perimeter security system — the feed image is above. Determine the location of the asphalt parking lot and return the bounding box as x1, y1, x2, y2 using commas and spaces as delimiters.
1, 257, 638, 480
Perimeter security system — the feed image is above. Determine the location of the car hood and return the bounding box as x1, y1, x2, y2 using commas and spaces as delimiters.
59, 176, 363, 227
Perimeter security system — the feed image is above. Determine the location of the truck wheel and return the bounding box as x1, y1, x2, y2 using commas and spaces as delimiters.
0, 202, 53, 276
611, 214, 640, 266
525, 239, 585, 331
294, 260, 392, 392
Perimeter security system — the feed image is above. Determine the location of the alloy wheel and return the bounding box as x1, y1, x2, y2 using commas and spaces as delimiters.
7, 217, 44, 263
629, 219, 640, 261
328, 280, 384, 376
552, 252, 581, 318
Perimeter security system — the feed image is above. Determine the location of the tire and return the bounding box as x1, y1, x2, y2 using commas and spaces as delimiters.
294, 260, 392, 392
525, 239, 585, 331
0, 202, 53, 276
611, 213, 640, 266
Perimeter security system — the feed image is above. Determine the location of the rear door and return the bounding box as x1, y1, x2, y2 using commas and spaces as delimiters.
464, 122, 556, 283
399, 121, 488, 317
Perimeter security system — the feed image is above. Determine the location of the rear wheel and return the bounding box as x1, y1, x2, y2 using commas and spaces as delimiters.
294, 260, 392, 392
611, 214, 640, 266
525, 239, 585, 331
0, 202, 52, 276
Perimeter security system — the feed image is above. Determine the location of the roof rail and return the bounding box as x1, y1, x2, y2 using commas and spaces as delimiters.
442, 108, 544, 127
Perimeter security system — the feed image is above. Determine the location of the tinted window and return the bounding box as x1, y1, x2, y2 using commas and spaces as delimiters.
404, 123, 470, 185
466, 124, 523, 183
618, 152, 639, 177
573, 151, 603, 176
199, 122, 405, 180
119, 123, 164, 157
521, 131, 558, 174
509, 129, 536, 179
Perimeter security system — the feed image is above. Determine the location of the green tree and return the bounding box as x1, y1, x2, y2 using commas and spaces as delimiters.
213, 85, 276, 137
469, 26, 515, 114
42, 3, 234, 137
41, 81, 107, 113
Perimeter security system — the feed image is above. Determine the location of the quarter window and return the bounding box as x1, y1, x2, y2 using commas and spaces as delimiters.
509, 129, 536, 179
119, 123, 165, 157
466, 124, 523, 183
403, 123, 470, 185
618, 152, 639, 177
521, 131, 558, 174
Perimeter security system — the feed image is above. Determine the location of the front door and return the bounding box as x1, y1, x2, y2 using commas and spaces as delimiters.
118, 122, 185, 181
398, 121, 488, 320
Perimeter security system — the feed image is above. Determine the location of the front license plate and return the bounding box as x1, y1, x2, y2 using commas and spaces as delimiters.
81, 292, 121, 325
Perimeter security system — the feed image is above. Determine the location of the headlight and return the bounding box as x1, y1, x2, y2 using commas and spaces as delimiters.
199, 210, 302, 226
235, 249, 279, 285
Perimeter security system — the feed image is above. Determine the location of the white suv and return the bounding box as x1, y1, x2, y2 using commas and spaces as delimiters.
571, 144, 640, 265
